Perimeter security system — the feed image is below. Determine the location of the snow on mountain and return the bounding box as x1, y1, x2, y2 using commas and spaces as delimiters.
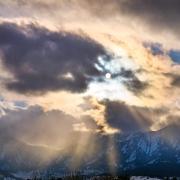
0, 124, 179, 178
130, 177, 162, 180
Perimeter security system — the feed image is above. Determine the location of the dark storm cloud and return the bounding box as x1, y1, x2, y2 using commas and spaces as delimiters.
104, 101, 154, 133
0, 22, 110, 94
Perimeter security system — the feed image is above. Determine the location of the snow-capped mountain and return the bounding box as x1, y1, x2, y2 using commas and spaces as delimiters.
0, 124, 179, 179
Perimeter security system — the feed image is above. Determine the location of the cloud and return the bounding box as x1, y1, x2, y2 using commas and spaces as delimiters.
165, 73, 180, 87
0, 22, 110, 94
80, 0, 180, 39
4, 0, 180, 31
0, 105, 103, 169
1, 0, 180, 49
124, 78, 148, 95
0, 105, 78, 147
81, 115, 101, 130
104, 101, 155, 133
119, 68, 149, 95
0, 0, 179, 135
143, 42, 164, 56
119, 0, 180, 35
171, 75, 180, 87
110, 68, 149, 95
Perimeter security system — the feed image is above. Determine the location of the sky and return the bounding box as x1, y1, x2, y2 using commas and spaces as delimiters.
0, 0, 179, 166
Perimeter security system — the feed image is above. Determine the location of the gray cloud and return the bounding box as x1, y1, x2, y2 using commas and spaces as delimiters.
104, 101, 155, 133
120, 0, 180, 34
1, 0, 180, 40
165, 73, 180, 87
0, 22, 110, 94
81, 115, 101, 130
0, 105, 103, 170
119, 68, 148, 94
0, 105, 78, 147
124, 77, 148, 95
171, 75, 180, 87
107, 68, 149, 95
82, 0, 180, 38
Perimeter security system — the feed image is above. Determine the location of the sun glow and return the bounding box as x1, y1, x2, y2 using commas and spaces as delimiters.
105, 73, 111, 79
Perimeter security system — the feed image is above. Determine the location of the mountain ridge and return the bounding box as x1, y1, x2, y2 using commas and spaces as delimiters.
0, 124, 179, 178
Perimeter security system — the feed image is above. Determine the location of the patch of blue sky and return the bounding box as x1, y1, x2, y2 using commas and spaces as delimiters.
143, 42, 164, 56
144, 42, 180, 64
97, 54, 139, 75
168, 50, 180, 64
14, 101, 28, 109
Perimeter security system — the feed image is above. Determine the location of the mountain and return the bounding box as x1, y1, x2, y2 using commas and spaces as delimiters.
0, 124, 179, 179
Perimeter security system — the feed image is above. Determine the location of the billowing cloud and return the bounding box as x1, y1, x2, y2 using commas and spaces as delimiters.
0, 22, 110, 94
